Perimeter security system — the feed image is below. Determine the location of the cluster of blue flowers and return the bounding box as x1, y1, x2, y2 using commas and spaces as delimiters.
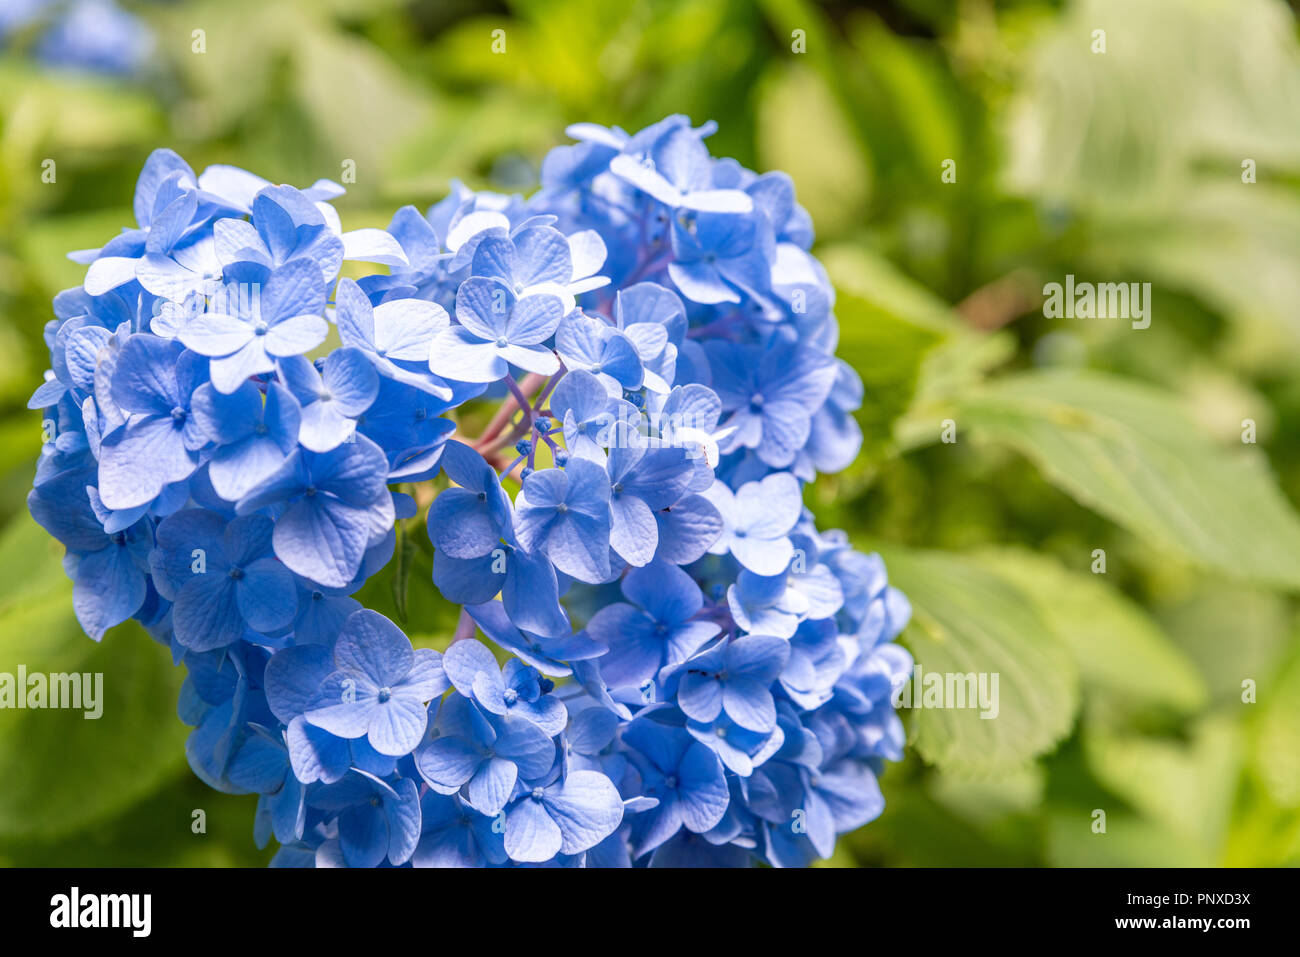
27, 115, 913, 867
1, 0, 154, 76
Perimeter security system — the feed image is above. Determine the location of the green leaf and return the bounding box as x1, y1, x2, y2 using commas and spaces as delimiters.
829, 288, 944, 459
352, 533, 459, 639
0, 60, 160, 163
1155, 579, 1291, 706
821, 244, 965, 336
756, 63, 871, 238
0, 515, 188, 839
1254, 642, 1300, 809
1046, 809, 1213, 867
820, 244, 1014, 452
0, 502, 66, 608
952, 370, 1300, 589
391, 517, 417, 625
0, 771, 269, 867
845, 770, 1040, 866
879, 546, 1079, 777
20, 210, 133, 300
819, 245, 955, 451
1003, 0, 1300, 351
1083, 714, 1242, 860
291, 23, 436, 183
973, 547, 1207, 712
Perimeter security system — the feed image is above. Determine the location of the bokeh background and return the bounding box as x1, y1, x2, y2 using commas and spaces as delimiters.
2, 0, 1300, 867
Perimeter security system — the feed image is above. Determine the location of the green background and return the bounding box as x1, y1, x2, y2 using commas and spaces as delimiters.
2, 0, 1300, 867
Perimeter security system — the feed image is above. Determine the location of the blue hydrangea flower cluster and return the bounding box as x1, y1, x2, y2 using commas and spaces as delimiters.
1, 0, 154, 76
27, 115, 913, 867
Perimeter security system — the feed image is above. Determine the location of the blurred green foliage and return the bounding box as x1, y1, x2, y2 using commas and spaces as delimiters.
2, 0, 1299, 867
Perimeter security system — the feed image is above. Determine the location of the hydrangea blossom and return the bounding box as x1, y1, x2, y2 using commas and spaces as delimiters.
3, 0, 154, 77
27, 117, 912, 868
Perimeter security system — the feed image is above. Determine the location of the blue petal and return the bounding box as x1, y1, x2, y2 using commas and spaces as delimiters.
467, 756, 517, 816
264, 644, 335, 723
544, 770, 624, 855
505, 795, 563, 863
272, 496, 373, 589
72, 544, 147, 640
172, 572, 243, 651
417, 736, 484, 790
235, 557, 298, 632
339, 805, 389, 869
335, 609, 414, 687
286, 715, 351, 784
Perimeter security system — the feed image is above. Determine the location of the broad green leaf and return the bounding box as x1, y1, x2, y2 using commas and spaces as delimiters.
953, 370, 1300, 589
880, 546, 1079, 777
0, 504, 67, 609
845, 775, 1040, 866
1046, 810, 1212, 867
385, 92, 557, 200
1083, 713, 1242, 859
1005, 0, 1300, 207
0, 61, 160, 164
828, 288, 944, 460
0, 518, 187, 839
1003, 0, 1300, 350
821, 244, 1014, 451
928, 763, 1045, 825
756, 62, 871, 238
821, 244, 965, 336
1155, 579, 1291, 706
292, 24, 435, 184
820, 244, 957, 446
1254, 645, 1300, 809
0, 771, 269, 867
20, 210, 131, 299
974, 547, 1207, 712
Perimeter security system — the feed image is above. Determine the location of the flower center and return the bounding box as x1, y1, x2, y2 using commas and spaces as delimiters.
377, 687, 392, 703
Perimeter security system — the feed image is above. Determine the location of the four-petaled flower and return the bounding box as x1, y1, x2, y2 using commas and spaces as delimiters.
304, 609, 448, 756
180, 258, 329, 394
